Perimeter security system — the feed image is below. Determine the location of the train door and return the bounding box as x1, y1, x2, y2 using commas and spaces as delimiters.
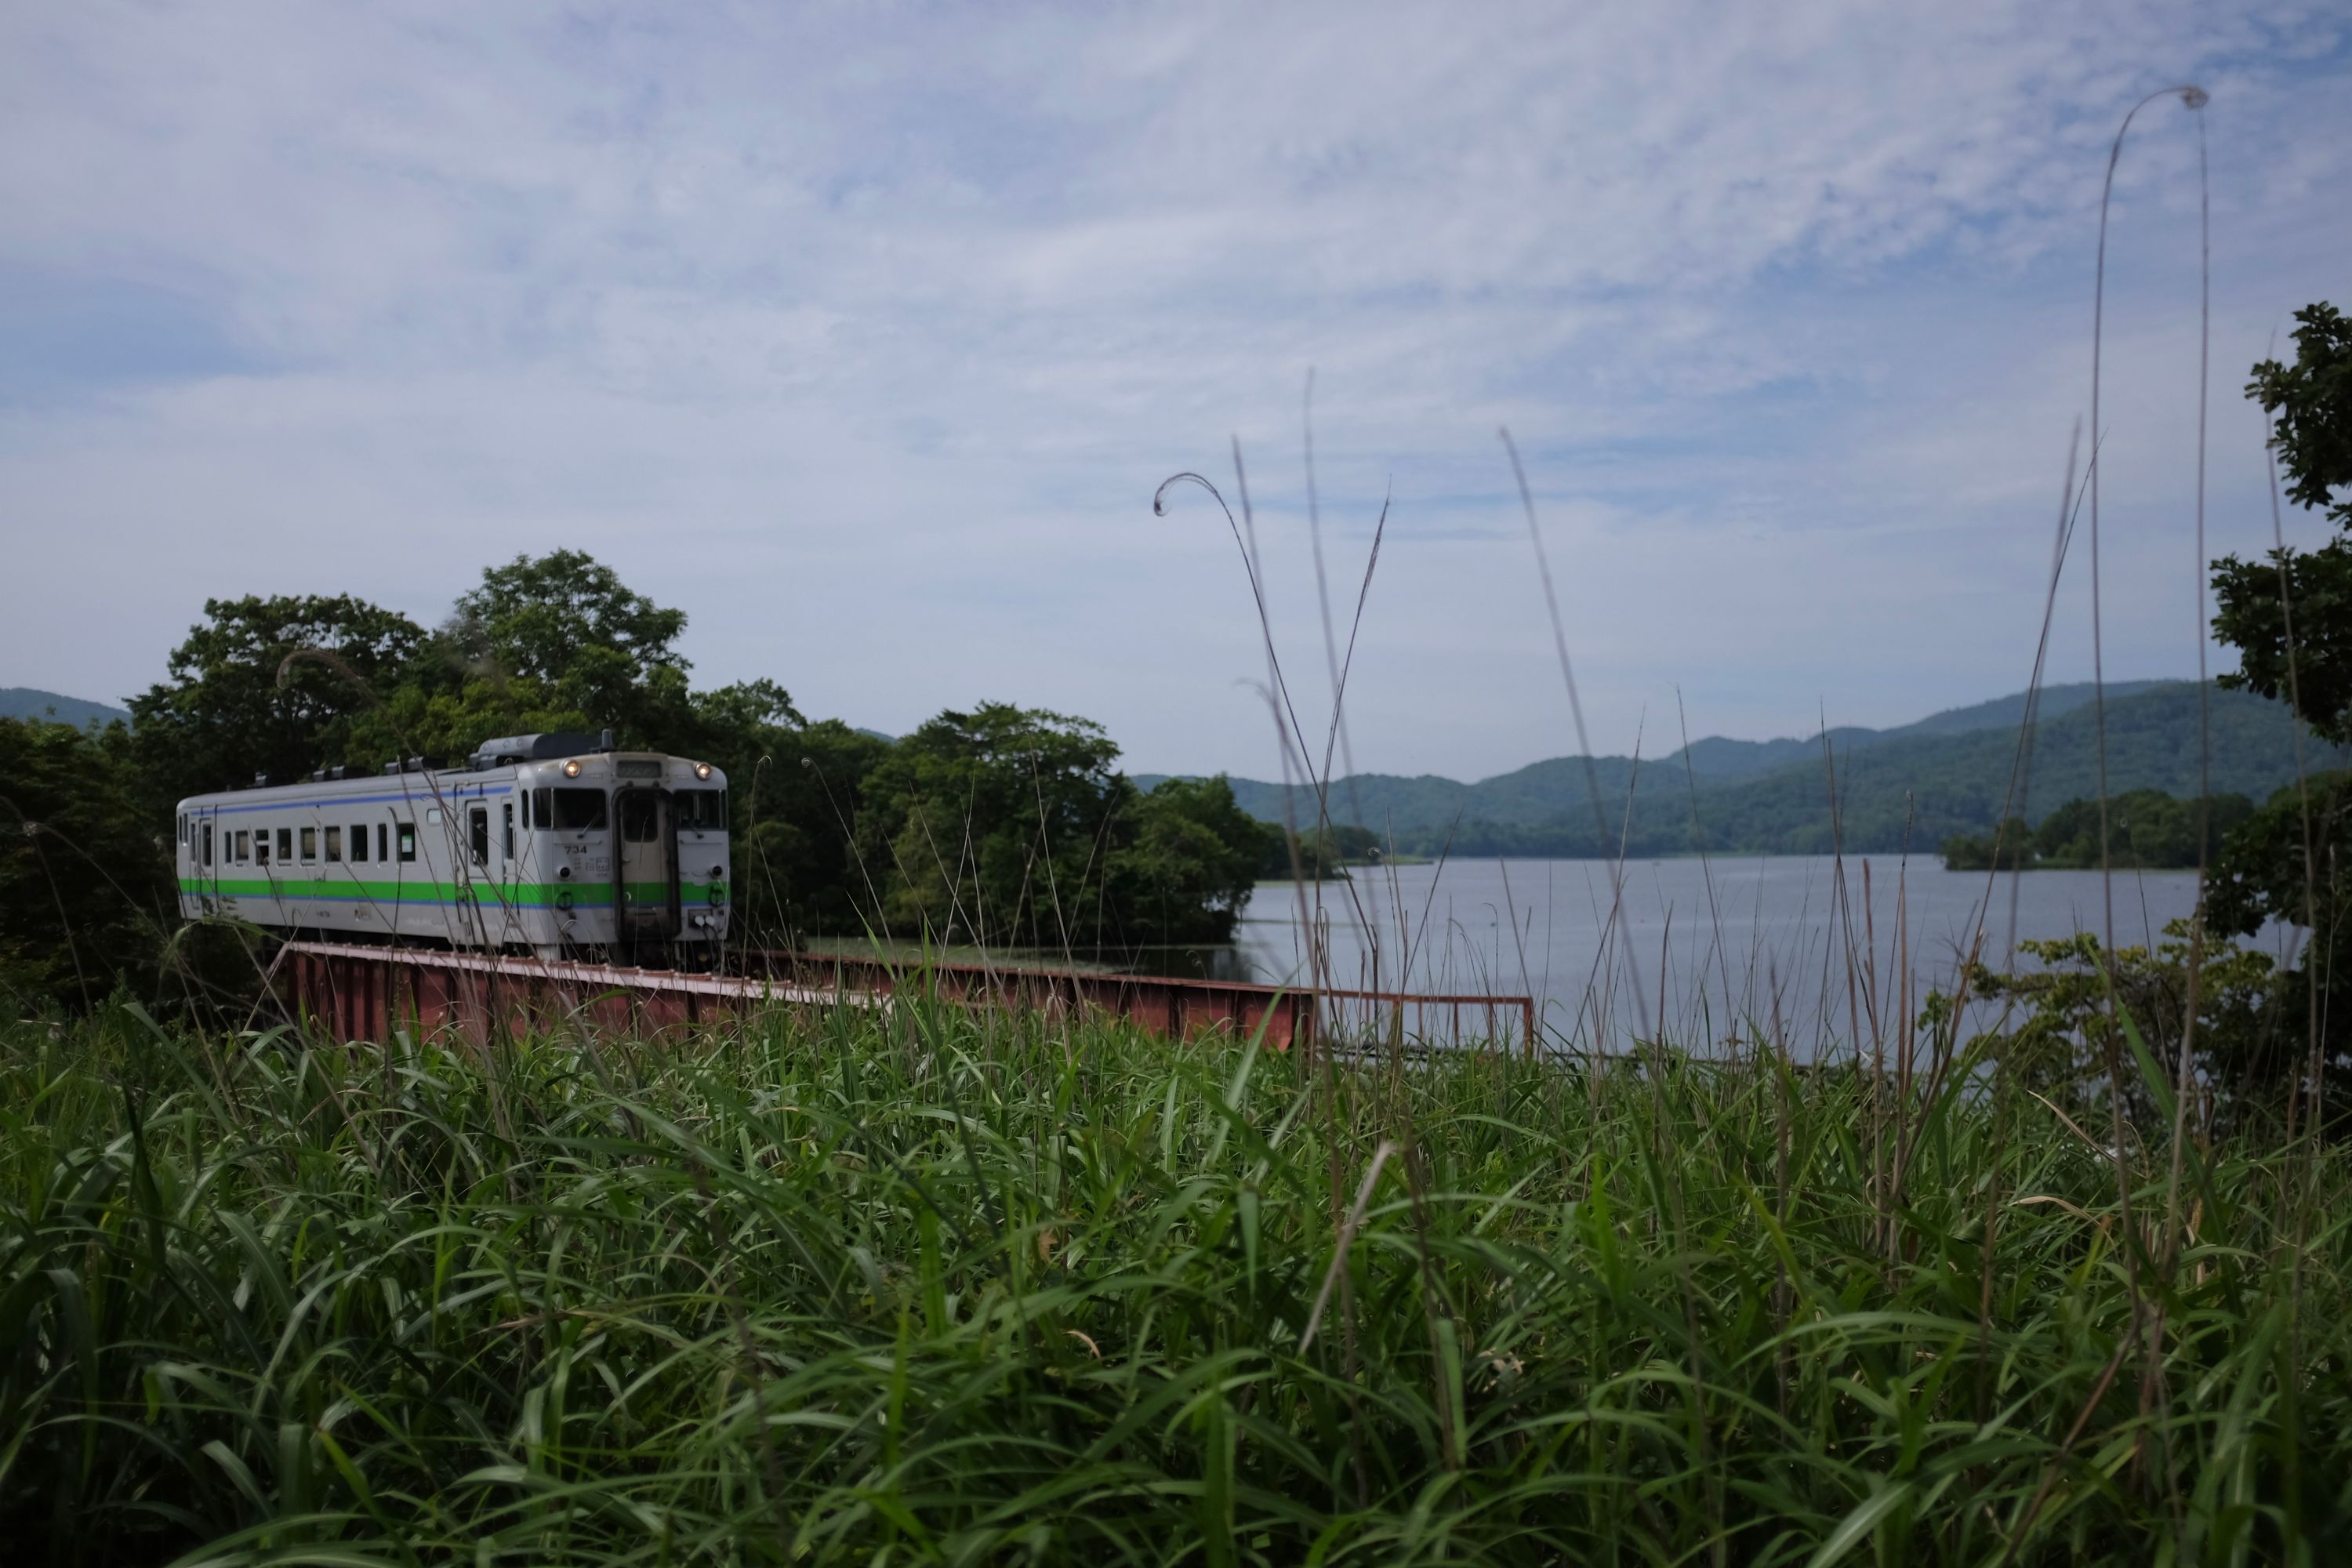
615, 786, 679, 956
469, 795, 525, 946
459, 800, 492, 946
197, 806, 217, 912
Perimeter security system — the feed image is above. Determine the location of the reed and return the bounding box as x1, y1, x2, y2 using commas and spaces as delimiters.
5, 996, 2347, 1565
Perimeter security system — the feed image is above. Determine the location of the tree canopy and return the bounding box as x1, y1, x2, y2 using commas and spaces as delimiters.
851, 704, 1271, 953
1940, 789, 2255, 872
127, 594, 427, 810
2213, 303, 2352, 743
448, 550, 696, 743
2205, 300, 2352, 1116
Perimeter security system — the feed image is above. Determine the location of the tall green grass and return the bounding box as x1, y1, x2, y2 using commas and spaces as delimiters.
3, 999, 2347, 1564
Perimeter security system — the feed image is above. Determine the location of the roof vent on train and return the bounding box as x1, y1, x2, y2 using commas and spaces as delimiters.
467, 730, 614, 770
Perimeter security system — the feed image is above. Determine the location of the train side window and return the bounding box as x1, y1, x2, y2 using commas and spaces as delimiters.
236, 830, 250, 862
520, 790, 531, 829
277, 827, 292, 862
201, 822, 213, 867
178, 814, 187, 845
300, 826, 318, 862
396, 822, 416, 862
325, 826, 342, 862
376, 822, 388, 862
350, 822, 368, 862
467, 806, 488, 866
503, 801, 514, 858
256, 832, 271, 866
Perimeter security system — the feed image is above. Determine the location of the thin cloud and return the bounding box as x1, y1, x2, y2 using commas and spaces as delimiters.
1, 2, 2346, 781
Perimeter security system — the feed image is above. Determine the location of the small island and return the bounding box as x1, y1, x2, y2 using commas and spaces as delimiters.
1941, 787, 2254, 871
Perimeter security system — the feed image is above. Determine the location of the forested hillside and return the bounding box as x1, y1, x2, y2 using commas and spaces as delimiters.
1174, 681, 2339, 858
0, 687, 132, 729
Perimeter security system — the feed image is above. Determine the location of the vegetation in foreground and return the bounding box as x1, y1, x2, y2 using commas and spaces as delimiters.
5, 1000, 2348, 1565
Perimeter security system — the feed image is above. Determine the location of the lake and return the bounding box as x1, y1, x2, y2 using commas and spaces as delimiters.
1229, 855, 2293, 1056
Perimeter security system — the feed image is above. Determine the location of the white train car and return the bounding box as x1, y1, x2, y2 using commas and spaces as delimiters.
173, 732, 730, 964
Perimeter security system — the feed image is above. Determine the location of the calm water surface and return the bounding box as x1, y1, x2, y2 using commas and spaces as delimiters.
1231, 856, 2292, 1054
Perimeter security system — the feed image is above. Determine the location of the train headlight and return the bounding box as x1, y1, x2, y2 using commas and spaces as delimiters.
694, 761, 712, 780
563, 759, 581, 778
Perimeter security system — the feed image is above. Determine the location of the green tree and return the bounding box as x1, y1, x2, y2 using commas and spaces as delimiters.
2205, 773, 2352, 1110
857, 705, 1127, 949
2205, 303, 2352, 1113
340, 673, 594, 770
1940, 815, 2030, 872
2251, 301, 2352, 529
1265, 821, 1381, 878
1966, 920, 2283, 1128
0, 717, 173, 1012
1109, 777, 1277, 946
450, 550, 694, 744
852, 706, 1271, 953
2029, 791, 2252, 868
2213, 303, 2352, 739
331, 551, 709, 765
688, 684, 895, 944
128, 594, 427, 808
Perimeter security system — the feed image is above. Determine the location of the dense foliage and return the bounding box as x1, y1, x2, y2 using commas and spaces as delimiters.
0, 718, 171, 1007
1261, 821, 1385, 878
1965, 920, 2297, 1127
851, 705, 1265, 950
2215, 302, 2352, 743
6, 1003, 2349, 1565
0, 553, 1273, 1015
125, 593, 430, 808
1940, 788, 2255, 871
2198, 773, 2352, 1111
2205, 302, 2352, 1105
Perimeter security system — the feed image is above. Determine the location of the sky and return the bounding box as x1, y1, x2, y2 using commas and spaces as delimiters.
4, 2, 2349, 782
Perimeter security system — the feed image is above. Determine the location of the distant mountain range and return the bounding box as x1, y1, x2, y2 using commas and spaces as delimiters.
1140, 681, 2345, 858
0, 687, 132, 729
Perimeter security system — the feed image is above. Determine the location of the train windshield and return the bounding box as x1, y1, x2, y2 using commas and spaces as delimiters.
677, 789, 726, 832
550, 788, 608, 831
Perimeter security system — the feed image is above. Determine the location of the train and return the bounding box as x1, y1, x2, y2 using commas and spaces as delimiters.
174, 731, 730, 964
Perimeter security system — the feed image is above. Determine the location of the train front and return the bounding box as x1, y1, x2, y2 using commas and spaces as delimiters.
520, 746, 730, 965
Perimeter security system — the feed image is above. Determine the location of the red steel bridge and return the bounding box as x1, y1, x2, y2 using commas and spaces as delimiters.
274, 940, 1539, 1057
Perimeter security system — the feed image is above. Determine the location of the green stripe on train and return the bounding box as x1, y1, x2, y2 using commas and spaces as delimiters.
178, 877, 717, 903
